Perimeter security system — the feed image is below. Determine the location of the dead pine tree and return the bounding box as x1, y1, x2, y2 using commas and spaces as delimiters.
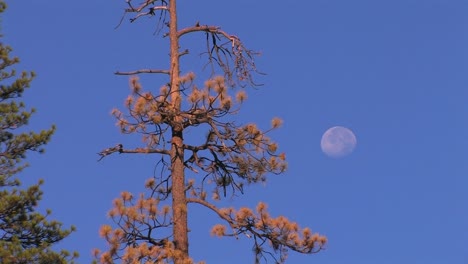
95, 0, 326, 263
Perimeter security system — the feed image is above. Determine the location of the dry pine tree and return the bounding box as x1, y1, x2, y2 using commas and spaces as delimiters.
95, 1, 326, 263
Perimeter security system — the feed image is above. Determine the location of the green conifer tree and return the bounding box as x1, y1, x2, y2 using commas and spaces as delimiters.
0, 1, 77, 263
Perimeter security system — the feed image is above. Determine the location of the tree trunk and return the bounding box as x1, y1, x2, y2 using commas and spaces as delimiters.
169, 0, 189, 263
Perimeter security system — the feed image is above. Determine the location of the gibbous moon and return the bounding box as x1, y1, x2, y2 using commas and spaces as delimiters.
321, 126, 357, 158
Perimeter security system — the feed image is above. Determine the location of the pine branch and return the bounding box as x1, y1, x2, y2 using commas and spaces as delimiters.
115, 69, 170, 75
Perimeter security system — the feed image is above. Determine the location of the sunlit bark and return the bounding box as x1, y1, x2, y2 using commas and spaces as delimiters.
96, 1, 326, 263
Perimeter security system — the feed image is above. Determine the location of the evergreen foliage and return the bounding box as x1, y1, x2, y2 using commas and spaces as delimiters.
0, 1, 77, 263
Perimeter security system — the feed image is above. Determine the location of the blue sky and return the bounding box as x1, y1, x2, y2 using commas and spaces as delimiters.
4, 0, 468, 263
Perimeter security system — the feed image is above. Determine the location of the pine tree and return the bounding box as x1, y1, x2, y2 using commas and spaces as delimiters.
96, 1, 326, 263
0, 1, 77, 263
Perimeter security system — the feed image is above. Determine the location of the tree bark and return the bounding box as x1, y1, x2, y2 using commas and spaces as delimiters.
169, 0, 189, 263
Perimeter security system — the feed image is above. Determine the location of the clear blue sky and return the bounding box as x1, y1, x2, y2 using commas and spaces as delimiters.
4, 1, 468, 263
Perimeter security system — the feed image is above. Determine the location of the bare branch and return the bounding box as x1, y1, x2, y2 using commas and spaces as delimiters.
129, 6, 168, 23
177, 25, 225, 38
125, 0, 167, 13
177, 25, 261, 87
179, 49, 189, 57
115, 69, 170, 75
97, 144, 123, 161
97, 144, 169, 161
187, 198, 234, 226
121, 147, 170, 155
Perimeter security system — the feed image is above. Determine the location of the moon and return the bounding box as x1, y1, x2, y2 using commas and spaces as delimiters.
321, 126, 357, 158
